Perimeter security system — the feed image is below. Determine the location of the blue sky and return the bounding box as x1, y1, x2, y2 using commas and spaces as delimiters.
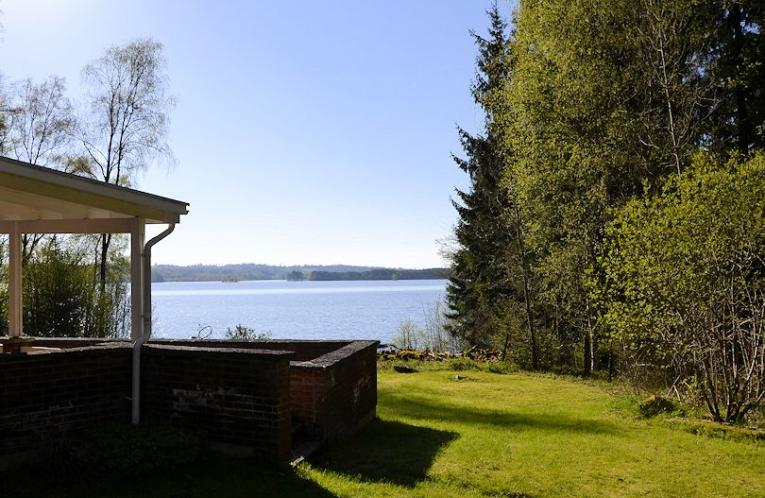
0, 0, 511, 268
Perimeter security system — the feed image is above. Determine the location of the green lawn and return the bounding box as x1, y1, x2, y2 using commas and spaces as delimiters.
5, 369, 764, 498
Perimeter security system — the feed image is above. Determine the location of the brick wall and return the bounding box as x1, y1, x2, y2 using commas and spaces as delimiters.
149, 339, 350, 362
140, 344, 294, 463
0, 344, 131, 469
0, 338, 378, 469
290, 340, 378, 440
32, 338, 129, 349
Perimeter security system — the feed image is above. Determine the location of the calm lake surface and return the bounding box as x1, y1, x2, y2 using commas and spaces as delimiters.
151, 279, 448, 343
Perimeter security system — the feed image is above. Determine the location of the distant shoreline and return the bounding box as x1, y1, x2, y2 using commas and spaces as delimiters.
151, 263, 449, 283
152, 277, 449, 284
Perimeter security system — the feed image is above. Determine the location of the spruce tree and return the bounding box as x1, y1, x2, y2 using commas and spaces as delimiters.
709, 1, 765, 154
446, 3, 513, 349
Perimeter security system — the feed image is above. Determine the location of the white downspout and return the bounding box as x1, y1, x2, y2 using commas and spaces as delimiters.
131, 223, 176, 425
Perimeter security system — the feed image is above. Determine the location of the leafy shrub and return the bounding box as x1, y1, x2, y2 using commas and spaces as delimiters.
0, 239, 130, 338
601, 153, 765, 423
486, 361, 517, 375
449, 358, 481, 371
393, 320, 422, 350
225, 324, 271, 340
639, 395, 678, 418
392, 301, 466, 353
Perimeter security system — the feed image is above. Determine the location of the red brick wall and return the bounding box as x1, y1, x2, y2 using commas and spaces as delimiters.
290, 341, 378, 440
140, 344, 294, 463
0, 344, 131, 469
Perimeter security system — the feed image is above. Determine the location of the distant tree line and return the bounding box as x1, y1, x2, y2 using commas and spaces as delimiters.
152, 263, 448, 282
305, 268, 447, 281
447, 1, 764, 423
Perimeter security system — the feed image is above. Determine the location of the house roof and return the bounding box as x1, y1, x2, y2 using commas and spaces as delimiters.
0, 155, 189, 225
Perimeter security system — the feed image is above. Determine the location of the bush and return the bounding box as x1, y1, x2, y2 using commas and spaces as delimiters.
393, 320, 422, 350
601, 152, 765, 423
392, 301, 466, 353
639, 395, 679, 418
449, 358, 481, 371
225, 324, 271, 340
0, 238, 130, 338
486, 361, 517, 375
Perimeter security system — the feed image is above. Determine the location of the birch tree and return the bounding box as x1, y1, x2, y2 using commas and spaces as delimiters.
78, 39, 174, 293
3, 76, 75, 260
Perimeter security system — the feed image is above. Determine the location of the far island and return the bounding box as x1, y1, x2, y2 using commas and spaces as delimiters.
290, 268, 447, 281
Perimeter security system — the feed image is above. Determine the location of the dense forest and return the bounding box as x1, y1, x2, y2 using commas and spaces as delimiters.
305, 268, 446, 281
447, 1, 764, 423
152, 264, 447, 282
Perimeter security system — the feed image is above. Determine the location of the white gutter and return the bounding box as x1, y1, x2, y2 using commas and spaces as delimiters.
131, 223, 176, 425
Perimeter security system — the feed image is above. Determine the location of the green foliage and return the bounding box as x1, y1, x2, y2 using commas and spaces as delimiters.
448, 357, 480, 372
309, 268, 446, 281
601, 153, 765, 422
0, 238, 129, 338
393, 301, 465, 353
22, 242, 97, 337
486, 360, 518, 374
151, 263, 447, 282
639, 395, 680, 418
707, 3, 765, 154
446, 3, 519, 351
448, 1, 765, 420
224, 324, 272, 341
393, 320, 421, 350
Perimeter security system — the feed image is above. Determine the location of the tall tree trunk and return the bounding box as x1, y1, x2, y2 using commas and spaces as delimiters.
99, 233, 111, 294
521, 264, 538, 369
501, 329, 511, 362
583, 329, 593, 377
584, 305, 594, 377
514, 211, 539, 369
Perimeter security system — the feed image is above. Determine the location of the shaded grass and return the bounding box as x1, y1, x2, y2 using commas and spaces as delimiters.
310, 419, 458, 487
1, 455, 336, 498
3, 369, 764, 498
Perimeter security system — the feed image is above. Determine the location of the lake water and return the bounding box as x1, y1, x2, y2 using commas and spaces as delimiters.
151, 279, 448, 344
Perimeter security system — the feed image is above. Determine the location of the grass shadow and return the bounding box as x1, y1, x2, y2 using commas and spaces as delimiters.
310, 418, 458, 487
1, 455, 338, 498
385, 394, 620, 436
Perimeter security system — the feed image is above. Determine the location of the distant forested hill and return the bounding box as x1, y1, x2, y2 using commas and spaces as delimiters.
151, 264, 448, 282
307, 268, 447, 281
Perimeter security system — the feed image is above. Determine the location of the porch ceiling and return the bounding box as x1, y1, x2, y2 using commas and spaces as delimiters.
0, 155, 189, 225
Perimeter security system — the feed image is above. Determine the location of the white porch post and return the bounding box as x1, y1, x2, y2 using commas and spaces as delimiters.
130, 218, 145, 340
8, 223, 22, 337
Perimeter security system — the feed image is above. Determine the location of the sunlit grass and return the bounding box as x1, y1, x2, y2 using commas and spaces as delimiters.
5, 369, 764, 498
304, 370, 764, 497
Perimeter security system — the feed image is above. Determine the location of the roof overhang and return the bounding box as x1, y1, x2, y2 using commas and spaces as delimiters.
0, 155, 189, 227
